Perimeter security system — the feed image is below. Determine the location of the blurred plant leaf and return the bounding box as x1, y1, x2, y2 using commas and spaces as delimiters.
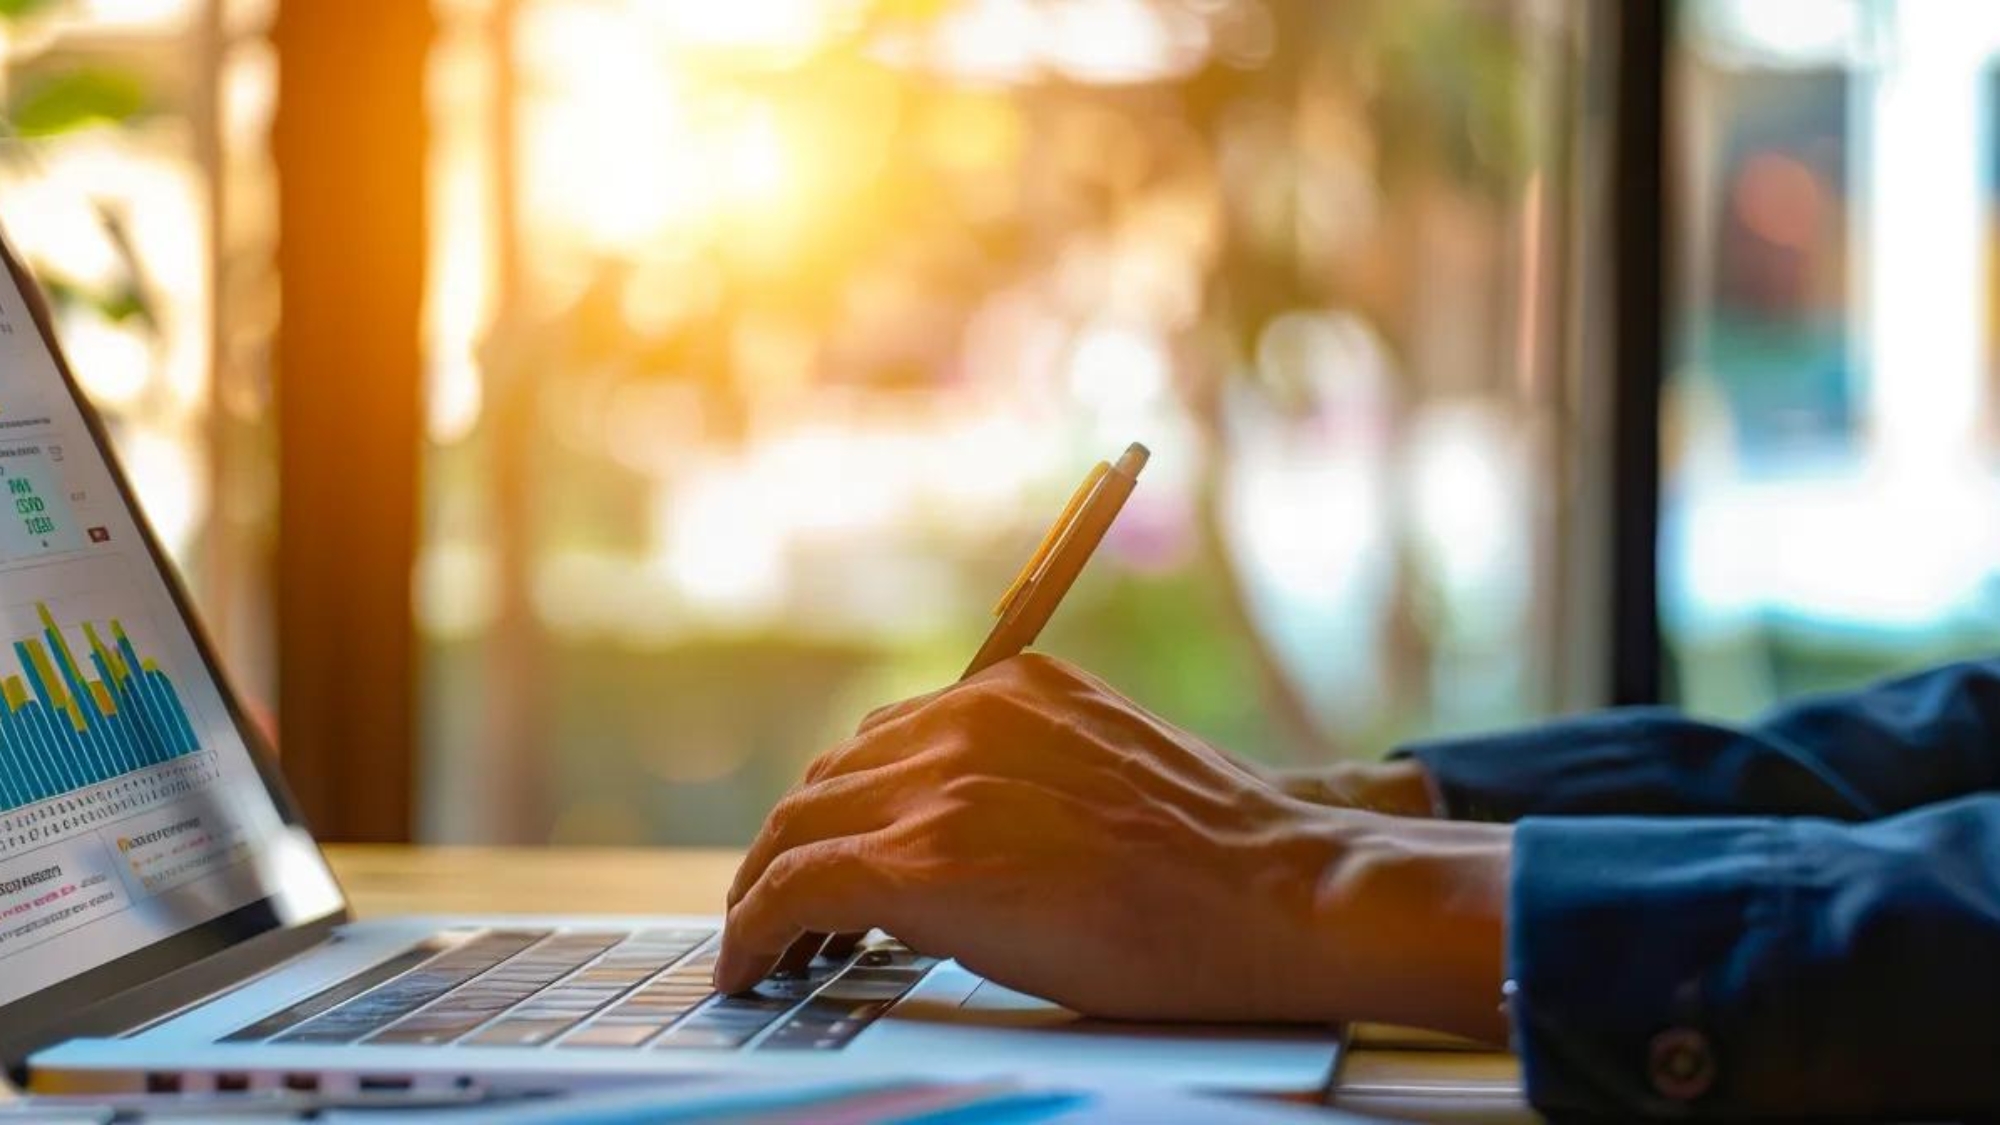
9, 68, 150, 137
43, 275, 155, 330
0, 0, 66, 20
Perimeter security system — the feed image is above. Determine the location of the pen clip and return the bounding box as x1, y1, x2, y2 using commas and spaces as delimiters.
992, 461, 1108, 618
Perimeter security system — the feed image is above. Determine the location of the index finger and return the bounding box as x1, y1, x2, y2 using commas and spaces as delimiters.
727, 761, 909, 908
854, 686, 946, 737
796, 692, 933, 787
713, 834, 900, 994
802, 685, 964, 786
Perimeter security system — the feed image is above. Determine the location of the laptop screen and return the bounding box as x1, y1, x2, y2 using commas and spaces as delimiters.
0, 245, 342, 1014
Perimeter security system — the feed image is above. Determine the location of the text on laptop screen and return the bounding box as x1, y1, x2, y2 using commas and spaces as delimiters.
0, 262, 340, 1008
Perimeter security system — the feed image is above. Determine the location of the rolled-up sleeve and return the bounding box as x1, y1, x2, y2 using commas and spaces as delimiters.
1398, 659, 2000, 822
1510, 796, 2000, 1118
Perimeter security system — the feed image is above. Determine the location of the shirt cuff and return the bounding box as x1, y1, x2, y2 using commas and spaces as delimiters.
1394, 708, 1694, 822
1507, 815, 1788, 1117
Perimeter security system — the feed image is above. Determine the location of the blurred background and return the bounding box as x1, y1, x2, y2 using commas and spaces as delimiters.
0, 0, 1993, 845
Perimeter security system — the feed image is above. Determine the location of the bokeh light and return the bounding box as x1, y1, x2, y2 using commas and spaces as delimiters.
417, 0, 1578, 842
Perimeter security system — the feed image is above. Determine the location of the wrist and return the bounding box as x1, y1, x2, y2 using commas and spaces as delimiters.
1363, 759, 1444, 817
1311, 814, 1513, 1042
1278, 760, 1441, 817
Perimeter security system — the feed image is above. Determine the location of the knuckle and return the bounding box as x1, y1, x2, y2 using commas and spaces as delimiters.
932, 730, 996, 777
918, 805, 975, 854
908, 743, 953, 778
923, 687, 989, 736
959, 679, 1019, 720
929, 778, 1011, 841
763, 791, 806, 839
1012, 651, 1082, 688
812, 840, 873, 899
884, 815, 956, 879
834, 837, 878, 886
772, 836, 860, 889
937, 772, 996, 806
762, 843, 816, 892
807, 737, 865, 781
1011, 651, 1062, 677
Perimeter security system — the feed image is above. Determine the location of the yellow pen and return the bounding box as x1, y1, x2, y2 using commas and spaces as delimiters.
963, 443, 1149, 677
765, 443, 1150, 983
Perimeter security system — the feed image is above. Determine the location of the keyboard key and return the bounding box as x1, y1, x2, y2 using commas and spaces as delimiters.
653, 1025, 754, 1049
456, 1017, 576, 1046
221, 934, 458, 1043
561, 1022, 668, 1048
463, 928, 713, 1048
759, 1003, 880, 1050
652, 1007, 774, 1048
755, 956, 935, 1052
643, 967, 809, 1051
368, 932, 623, 1045
816, 971, 921, 1002
273, 931, 549, 1045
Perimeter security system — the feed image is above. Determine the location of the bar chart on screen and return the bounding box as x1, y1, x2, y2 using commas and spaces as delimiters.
0, 600, 202, 802
0, 589, 220, 854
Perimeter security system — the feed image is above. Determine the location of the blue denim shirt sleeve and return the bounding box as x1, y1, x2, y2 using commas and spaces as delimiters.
1509, 798, 2000, 1118
1397, 659, 2000, 822
1387, 660, 2000, 1117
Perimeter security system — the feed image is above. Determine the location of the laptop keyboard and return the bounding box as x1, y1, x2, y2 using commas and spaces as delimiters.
221, 928, 934, 1052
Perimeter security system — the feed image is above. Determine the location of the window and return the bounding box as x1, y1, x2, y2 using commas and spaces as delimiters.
415, 0, 1585, 845
1666, 0, 2000, 715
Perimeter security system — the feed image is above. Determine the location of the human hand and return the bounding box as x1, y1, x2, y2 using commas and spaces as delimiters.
717, 655, 1511, 1039
857, 682, 1438, 819
1267, 759, 1440, 816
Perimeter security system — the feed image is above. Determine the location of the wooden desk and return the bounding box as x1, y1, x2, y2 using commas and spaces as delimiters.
323, 845, 1535, 1121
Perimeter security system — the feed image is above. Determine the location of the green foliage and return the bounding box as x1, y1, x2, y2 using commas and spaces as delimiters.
1368, 0, 1531, 195
0, 0, 65, 20
42, 275, 154, 329
9, 68, 149, 137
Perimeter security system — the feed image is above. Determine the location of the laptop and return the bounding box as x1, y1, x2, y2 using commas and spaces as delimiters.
0, 229, 1343, 1102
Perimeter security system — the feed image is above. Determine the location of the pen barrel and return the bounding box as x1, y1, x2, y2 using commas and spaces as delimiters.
961, 466, 1139, 680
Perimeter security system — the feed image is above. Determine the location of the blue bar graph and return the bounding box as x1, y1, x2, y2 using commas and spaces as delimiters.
0, 604, 199, 811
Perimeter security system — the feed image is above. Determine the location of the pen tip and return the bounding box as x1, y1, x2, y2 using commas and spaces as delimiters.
1117, 443, 1150, 476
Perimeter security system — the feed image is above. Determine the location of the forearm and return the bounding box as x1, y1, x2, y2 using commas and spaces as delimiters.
1311, 814, 1512, 1043
1272, 759, 1440, 818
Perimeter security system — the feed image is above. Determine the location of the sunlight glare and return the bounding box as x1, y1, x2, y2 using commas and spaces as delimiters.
659, 465, 789, 621
632, 0, 845, 57
1044, 0, 1207, 84
1068, 323, 1170, 418
61, 313, 151, 408
415, 542, 498, 639
425, 19, 496, 446
119, 427, 205, 559
518, 3, 684, 249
